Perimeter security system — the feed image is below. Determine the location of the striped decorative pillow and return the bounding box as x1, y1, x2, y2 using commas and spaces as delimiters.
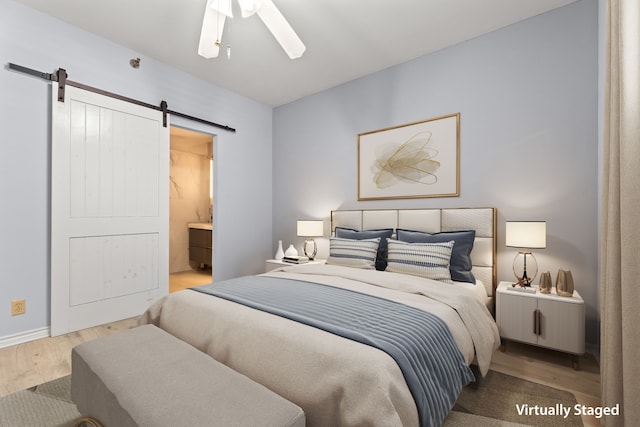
326, 237, 380, 269
386, 239, 454, 284
334, 227, 393, 271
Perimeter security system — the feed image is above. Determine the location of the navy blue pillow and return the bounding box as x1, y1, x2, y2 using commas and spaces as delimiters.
396, 229, 476, 284
334, 227, 394, 271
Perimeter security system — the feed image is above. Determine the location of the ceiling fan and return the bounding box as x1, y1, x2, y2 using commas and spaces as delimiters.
198, 0, 306, 59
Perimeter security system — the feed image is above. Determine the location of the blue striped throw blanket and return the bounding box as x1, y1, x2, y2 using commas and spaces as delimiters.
192, 275, 474, 427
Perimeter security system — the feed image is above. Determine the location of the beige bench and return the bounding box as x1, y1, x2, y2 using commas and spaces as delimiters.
71, 324, 305, 427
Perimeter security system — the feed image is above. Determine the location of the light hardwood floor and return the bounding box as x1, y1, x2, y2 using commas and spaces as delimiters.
0, 315, 140, 397
169, 267, 212, 293
1, 269, 600, 426
0, 268, 212, 397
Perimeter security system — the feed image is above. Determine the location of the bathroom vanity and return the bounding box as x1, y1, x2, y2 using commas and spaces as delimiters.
188, 223, 212, 268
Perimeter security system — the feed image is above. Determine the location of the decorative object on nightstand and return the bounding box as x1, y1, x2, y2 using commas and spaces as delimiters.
284, 244, 298, 258
275, 240, 284, 260
556, 269, 575, 297
282, 255, 309, 264
539, 271, 552, 294
505, 221, 546, 287
265, 258, 326, 273
297, 220, 323, 260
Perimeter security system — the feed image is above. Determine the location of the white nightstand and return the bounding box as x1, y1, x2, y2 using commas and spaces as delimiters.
265, 259, 326, 273
496, 281, 585, 369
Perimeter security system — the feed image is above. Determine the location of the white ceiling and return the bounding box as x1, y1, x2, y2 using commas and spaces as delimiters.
15, 0, 576, 107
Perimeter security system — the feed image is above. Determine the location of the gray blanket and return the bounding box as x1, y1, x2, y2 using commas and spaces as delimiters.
192, 275, 475, 427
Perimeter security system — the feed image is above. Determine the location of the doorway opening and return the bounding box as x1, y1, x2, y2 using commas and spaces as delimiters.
168, 126, 214, 292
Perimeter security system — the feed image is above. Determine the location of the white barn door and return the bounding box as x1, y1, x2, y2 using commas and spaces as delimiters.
51, 85, 169, 336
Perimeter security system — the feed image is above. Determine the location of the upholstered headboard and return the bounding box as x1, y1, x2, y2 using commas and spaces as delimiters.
331, 207, 497, 297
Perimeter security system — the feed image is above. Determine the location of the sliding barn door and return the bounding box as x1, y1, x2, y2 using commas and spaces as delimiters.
51, 85, 169, 336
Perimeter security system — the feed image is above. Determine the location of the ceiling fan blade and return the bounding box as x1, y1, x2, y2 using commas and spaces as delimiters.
198, 0, 228, 58
210, 0, 233, 18
255, 0, 305, 59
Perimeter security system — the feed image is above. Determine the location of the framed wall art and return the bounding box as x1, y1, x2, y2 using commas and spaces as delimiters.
358, 113, 460, 200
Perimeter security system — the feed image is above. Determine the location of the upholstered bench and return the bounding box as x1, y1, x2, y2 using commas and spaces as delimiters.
71, 324, 305, 427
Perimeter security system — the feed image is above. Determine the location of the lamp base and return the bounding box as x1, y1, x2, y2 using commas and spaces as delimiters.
507, 285, 537, 294
512, 251, 538, 287
303, 238, 317, 260
512, 278, 532, 288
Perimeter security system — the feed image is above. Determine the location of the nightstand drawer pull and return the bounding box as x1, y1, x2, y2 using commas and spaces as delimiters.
533, 309, 542, 336
538, 310, 542, 336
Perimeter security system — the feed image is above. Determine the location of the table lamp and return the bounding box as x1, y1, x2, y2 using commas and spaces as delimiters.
505, 221, 546, 287
297, 220, 323, 260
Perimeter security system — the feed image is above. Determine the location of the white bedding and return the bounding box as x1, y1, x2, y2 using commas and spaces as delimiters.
140, 264, 500, 427
455, 278, 491, 309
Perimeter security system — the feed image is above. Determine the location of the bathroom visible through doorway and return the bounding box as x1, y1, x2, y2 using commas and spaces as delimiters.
168, 126, 214, 292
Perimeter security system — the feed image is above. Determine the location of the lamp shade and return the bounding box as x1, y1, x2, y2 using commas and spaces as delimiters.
297, 220, 323, 237
505, 221, 546, 249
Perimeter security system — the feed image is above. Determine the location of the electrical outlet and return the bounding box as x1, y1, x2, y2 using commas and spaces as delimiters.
11, 299, 25, 316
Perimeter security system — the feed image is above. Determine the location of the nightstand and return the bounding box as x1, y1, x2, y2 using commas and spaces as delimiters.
265, 259, 326, 273
496, 281, 585, 369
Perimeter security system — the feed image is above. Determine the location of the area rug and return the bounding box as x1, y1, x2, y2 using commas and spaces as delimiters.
0, 370, 582, 427
449, 369, 584, 427
0, 376, 79, 427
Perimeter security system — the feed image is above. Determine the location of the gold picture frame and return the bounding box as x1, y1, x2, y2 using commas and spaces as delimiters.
358, 113, 460, 200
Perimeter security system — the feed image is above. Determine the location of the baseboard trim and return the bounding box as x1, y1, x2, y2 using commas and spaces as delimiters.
0, 327, 50, 349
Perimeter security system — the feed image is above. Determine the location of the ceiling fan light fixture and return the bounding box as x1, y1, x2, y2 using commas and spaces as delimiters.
198, 0, 305, 60
237, 0, 263, 17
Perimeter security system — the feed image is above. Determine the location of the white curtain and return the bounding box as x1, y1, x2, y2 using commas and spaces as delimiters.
600, 0, 640, 425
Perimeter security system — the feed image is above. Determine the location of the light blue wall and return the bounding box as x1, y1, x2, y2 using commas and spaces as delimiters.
273, 0, 600, 345
0, 0, 273, 339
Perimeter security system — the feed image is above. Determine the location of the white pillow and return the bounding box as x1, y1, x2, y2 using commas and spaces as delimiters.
386, 239, 454, 284
325, 237, 380, 269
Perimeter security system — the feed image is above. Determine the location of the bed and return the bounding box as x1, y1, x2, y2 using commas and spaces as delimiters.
140, 207, 500, 427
